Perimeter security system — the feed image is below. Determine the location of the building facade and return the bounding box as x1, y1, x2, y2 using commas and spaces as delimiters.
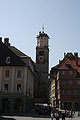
50, 52, 80, 110
0, 37, 34, 114
34, 30, 50, 103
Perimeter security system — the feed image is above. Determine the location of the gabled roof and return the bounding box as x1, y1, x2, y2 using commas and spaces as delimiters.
51, 52, 80, 75
0, 40, 27, 66
37, 31, 49, 38
8, 46, 28, 57
8, 45, 35, 67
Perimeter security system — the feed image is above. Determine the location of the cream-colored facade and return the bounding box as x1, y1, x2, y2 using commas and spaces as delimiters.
0, 38, 34, 114
0, 66, 34, 96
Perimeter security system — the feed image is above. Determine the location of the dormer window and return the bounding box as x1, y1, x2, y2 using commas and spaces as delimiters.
6, 57, 10, 64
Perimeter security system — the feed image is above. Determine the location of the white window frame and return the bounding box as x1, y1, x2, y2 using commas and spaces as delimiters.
6, 57, 10, 64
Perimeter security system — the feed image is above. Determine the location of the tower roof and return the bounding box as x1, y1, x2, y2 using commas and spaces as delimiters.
37, 31, 49, 38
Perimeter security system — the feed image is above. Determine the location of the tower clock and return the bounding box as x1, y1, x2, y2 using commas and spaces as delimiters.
34, 29, 50, 103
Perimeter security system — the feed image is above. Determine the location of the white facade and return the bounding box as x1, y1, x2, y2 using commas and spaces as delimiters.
0, 56, 34, 114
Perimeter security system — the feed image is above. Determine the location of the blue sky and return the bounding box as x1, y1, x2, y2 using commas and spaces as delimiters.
0, 0, 80, 70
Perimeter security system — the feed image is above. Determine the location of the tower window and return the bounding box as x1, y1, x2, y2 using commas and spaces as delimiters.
39, 51, 44, 55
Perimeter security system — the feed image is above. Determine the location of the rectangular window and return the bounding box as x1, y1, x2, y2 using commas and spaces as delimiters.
62, 70, 65, 76
62, 81, 66, 85
69, 70, 73, 75
17, 70, 22, 77
77, 80, 80, 85
39, 51, 44, 55
17, 84, 21, 91
68, 80, 73, 85
74, 90, 77, 96
4, 84, 8, 91
67, 90, 72, 95
62, 90, 65, 95
5, 70, 9, 78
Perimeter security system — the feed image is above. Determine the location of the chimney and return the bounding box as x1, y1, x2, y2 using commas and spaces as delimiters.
59, 60, 61, 64
74, 52, 78, 57
64, 52, 66, 57
4, 38, 10, 46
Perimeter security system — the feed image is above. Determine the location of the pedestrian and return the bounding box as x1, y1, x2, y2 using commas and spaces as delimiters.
62, 113, 65, 120
51, 111, 54, 120
71, 109, 73, 117
78, 111, 80, 117
54, 110, 59, 120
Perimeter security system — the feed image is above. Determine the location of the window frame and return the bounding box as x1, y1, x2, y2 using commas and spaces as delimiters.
17, 69, 22, 78
69, 70, 73, 76
4, 83, 8, 91
5, 70, 10, 78
17, 84, 21, 92
61, 70, 65, 76
6, 57, 10, 64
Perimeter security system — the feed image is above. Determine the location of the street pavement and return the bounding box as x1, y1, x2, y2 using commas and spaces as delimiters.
0, 112, 80, 120
0, 115, 80, 120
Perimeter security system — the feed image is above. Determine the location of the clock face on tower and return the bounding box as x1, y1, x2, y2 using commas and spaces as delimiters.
38, 56, 44, 62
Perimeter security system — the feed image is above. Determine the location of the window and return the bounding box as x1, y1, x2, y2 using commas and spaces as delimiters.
62, 70, 65, 76
4, 84, 8, 91
67, 90, 72, 95
39, 51, 44, 55
68, 80, 73, 85
62, 90, 65, 95
69, 70, 73, 75
62, 81, 66, 85
5, 70, 9, 78
17, 84, 21, 91
77, 80, 80, 85
17, 70, 22, 77
74, 90, 77, 96
79, 91, 80, 96
6, 57, 10, 64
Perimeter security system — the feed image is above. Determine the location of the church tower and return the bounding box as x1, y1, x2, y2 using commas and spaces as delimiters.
34, 28, 50, 103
